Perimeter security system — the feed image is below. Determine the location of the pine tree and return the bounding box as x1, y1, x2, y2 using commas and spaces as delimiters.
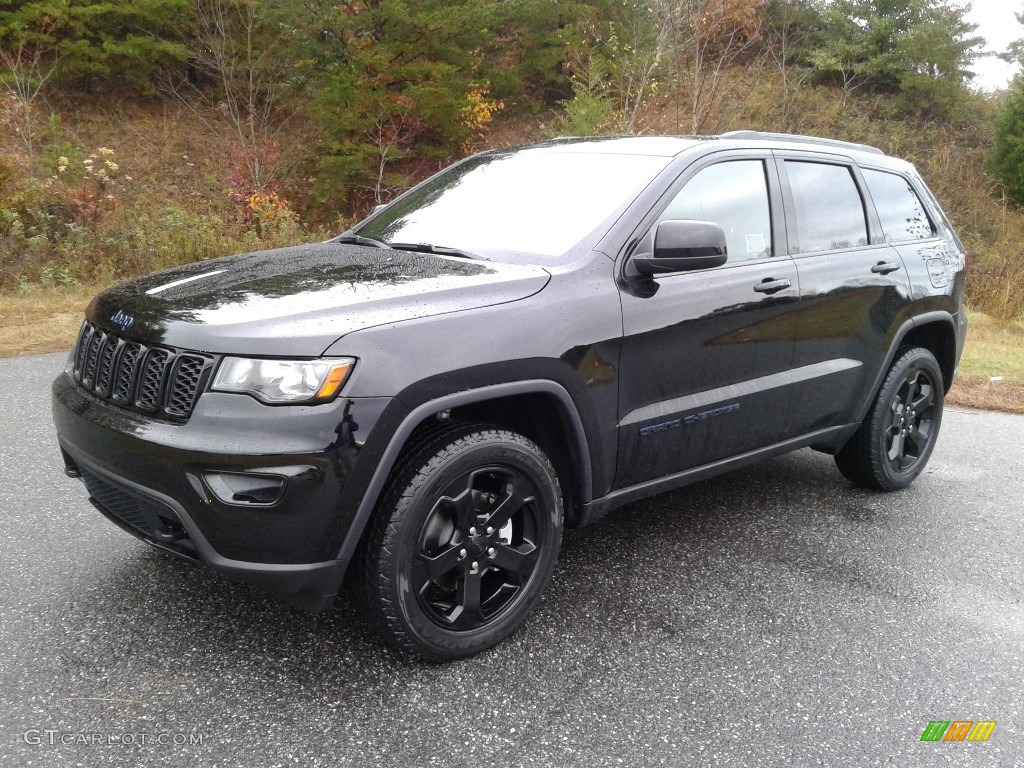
0, 0, 193, 91
990, 81, 1024, 204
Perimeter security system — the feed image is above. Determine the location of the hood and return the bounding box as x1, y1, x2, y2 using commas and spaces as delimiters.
87, 243, 550, 356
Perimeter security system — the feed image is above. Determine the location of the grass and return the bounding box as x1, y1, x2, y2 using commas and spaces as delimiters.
946, 311, 1024, 414
2, 289, 1021, 414
0, 285, 95, 358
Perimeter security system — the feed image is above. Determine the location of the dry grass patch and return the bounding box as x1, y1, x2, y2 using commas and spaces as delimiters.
0, 287, 94, 357
954, 312, 1024, 380
946, 311, 1024, 413
947, 375, 1024, 414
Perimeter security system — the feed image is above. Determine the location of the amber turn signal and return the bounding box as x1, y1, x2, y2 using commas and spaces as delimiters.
316, 362, 354, 400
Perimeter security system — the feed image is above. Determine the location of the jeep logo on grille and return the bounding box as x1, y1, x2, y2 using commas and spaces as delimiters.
110, 310, 134, 332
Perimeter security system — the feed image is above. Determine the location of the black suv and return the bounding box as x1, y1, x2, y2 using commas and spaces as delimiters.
52, 133, 967, 660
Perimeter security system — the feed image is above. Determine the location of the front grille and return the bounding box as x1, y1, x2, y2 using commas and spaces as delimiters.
72, 321, 214, 421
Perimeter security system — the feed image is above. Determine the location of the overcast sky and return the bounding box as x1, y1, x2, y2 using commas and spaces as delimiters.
968, 0, 1021, 91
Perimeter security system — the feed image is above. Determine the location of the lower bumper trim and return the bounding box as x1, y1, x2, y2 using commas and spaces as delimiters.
63, 446, 348, 612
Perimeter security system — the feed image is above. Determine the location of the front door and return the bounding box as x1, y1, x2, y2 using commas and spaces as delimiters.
615, 156, 802, 488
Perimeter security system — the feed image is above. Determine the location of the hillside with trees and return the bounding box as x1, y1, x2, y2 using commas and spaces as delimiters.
1, 0, 1023, 326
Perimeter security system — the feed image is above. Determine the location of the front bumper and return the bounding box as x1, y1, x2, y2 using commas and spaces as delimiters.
52, 371, 397, 611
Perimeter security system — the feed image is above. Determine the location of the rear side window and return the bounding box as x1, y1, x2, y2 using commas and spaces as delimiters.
785, 161, 868, 253
658, 160, 772, 262
863, 169, 934, 243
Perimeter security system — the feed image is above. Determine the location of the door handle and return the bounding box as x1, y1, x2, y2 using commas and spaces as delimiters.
753, 278, 792, 294
871, 261, 901, 275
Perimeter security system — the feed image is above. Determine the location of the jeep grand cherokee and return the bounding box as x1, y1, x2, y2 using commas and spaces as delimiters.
52, 132, 967, 660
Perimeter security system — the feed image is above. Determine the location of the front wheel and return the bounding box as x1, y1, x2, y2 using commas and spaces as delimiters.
835, 347, 944, 491
358, 423, 563, 661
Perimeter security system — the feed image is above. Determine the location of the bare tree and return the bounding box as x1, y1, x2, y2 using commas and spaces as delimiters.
368, 106, 414, 205
0, 40, 58, 176
763, 0, 816, 130
600, 2, 675, 132
657, 0, 764, 134
164, 0, 295, 191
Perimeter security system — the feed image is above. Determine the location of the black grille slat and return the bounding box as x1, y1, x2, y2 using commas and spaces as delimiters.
82, 330, 104, 387
135, 348, 172, 411
165, 355, 206, 417
112, 343, 142, 403
73, 323, 91, 377
94, 337, 119, 396
70, 321, 212, 421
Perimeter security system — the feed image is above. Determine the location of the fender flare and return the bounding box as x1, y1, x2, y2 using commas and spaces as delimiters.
335, 379, 593, 562
852, 311, 957, 425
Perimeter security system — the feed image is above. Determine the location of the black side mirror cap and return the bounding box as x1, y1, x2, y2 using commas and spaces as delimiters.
632, 220, 728, 276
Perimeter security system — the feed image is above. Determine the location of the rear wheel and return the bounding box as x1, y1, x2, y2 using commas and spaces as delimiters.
358, 423, 562, 661
835, 347, 944, 491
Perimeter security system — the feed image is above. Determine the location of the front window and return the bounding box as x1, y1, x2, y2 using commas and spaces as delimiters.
655, 160, 773, 262
356, 148, 671, 262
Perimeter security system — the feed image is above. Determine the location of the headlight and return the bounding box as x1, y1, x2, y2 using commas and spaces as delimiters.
212, 357, 355, 404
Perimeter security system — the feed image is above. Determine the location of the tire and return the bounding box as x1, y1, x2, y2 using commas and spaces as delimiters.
835, 347, 944, 491
358, 422, 563, 661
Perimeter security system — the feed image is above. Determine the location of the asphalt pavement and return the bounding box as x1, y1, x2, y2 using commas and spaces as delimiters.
2, 352, 1022, 767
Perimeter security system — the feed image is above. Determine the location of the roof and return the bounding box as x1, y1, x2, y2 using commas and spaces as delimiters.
504, 132, 887, 159
497, 136, 704, 158
718, 130, 885, 156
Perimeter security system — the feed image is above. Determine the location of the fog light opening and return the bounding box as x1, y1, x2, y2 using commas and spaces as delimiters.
203, 471, 286, 506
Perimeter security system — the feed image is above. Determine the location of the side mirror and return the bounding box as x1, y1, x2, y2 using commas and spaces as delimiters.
632, 220, 728, 277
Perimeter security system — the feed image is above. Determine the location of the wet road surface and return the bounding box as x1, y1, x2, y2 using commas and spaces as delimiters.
2, 353, 1022, 767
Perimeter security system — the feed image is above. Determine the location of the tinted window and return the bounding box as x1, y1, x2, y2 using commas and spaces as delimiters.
863, 169, 934, 242
785, 161, 868, 253
658, 160, 772, 262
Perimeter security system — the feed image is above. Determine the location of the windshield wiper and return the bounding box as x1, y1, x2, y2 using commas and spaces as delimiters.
335, 234, 485, 261
333, 234, 391, 249
388, 242, 486, 261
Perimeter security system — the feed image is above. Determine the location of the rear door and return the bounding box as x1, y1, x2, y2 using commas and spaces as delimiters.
775, 153, 914, 438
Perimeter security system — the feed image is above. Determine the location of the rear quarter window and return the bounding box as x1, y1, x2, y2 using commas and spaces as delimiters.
862, 169, 935, 243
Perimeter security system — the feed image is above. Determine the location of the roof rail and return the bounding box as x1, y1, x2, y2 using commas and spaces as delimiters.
720, 130, 885, 156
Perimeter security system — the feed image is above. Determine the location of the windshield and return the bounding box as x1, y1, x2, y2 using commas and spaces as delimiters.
354, 149, 671, 262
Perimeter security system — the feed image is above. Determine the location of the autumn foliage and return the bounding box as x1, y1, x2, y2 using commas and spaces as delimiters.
2, 0, 1024, 324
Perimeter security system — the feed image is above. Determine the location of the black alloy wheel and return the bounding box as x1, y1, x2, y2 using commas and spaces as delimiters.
358, 423, 562, 661
414, 464, 547, 631
883, 366, 938, 473
835, 347, 945, 491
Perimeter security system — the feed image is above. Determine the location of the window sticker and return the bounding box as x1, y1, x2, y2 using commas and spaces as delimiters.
746, 233, 766, 254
